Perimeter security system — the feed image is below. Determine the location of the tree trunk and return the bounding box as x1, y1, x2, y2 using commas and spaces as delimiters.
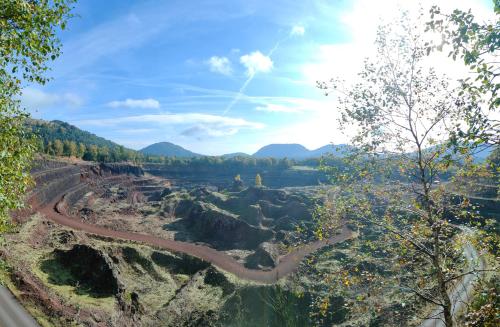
417, 142, 453, 327
433, 230, 453, 327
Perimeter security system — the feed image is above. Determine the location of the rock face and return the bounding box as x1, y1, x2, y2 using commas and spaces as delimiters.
142, 163, 328, 188
203, 266, 235, 296
150, 251, 210, 275
51, 244, 121, 296
172, 199, 273, 250
28, 160, 144, 213
244, 242, 279, 269
231, 178, 244, 192
161, 186, 315, 251
99, 163, 144, 176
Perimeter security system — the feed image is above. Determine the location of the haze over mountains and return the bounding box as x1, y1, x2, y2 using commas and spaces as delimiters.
27, 119, 492, 161
27, 119, 347, 159
140, 142, 350, 159
252, 143, 351, 159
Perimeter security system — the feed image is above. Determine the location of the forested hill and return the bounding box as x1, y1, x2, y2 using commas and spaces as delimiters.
140, 142, 201, 157
24, 119, 139, 162
26, 119, 121, 150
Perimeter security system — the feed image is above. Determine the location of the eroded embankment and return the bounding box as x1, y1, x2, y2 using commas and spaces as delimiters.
28, 160, 355, 283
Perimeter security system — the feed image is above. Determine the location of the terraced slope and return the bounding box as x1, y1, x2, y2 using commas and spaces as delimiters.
25, 160, 355, 283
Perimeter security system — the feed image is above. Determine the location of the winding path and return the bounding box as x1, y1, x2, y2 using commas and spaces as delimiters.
36, 183, 355, 284
1, 170, 353, 327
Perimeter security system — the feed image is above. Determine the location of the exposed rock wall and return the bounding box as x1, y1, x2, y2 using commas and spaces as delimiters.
29, 161, 144, 210
143, 164, 327, 188
99, 163, 144, 177
51, 244, 122, 296
173, 199, 274, 250
31, 158, 70, 174
32, 171, 82, 208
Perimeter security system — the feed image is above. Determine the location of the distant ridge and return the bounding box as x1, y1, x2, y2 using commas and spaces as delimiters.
139, 142, 351, 159
253, 143, 351, 159
27, 119, 494, 161
140, 142, 201, 158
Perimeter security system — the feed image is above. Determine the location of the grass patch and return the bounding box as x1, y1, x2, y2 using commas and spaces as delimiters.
151, 251, 210, 275
36, 264, 115, 310
35, 254, 115, 310
122, 246, 164, 281
0, 258, 10, 286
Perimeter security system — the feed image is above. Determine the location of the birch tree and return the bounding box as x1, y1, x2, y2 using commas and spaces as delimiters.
316, 13, 490, 326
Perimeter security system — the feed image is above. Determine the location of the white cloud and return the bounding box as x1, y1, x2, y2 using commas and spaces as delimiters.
254, 97, 332, 114
256, 104, 301, 113
240, 51, 273, 76
181, 125, 239, 137
290, 25, 305, 36
22, 88, 83, 110
107, 98, 160, 109
298, 0, 495, 148
77, 113, 264, 138
207, 56, 232, 75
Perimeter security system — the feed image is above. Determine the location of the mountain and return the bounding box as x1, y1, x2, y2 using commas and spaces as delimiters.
140, 142, 201, 158
253, 143, 351, 159
471, 144, 495, 162
253, 144, 310, 159
25, 119, 124, 150
310, 144, 353, 157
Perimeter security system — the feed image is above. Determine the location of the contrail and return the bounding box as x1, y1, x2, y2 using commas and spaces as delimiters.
223, 72, 255, 114
223, 35, 291, 115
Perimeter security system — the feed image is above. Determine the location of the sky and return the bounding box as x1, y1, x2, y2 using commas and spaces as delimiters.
22, 0, 495, 155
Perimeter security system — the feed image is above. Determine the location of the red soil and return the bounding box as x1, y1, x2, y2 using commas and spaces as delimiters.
33, 178, 355, 284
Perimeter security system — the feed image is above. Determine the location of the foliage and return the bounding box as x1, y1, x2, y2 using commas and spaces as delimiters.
464, 276, 500, 327
426, 3, 499, 145
0, 112, 35, 226
26, 119, 140, 162
0, 0, 74, 225
317, 12, 487, 327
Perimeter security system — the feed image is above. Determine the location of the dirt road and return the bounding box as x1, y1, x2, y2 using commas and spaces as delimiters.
38, 188, 355, 284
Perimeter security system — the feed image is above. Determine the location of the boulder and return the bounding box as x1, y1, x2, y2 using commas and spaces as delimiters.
50, 244, 122, 296
244, 242, 279, 269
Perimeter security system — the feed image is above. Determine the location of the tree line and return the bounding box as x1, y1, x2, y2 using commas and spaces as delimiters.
27, 118, 314, 169
36, 137, 305, 170
37, 138, 141, 163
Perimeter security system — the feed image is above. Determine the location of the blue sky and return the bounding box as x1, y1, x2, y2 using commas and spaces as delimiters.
22, 0, 493, 155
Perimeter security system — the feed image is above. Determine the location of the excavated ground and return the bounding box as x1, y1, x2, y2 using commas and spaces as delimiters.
6, 159, 495, 326
1, 159, 356, 326
24, 160, 355, 283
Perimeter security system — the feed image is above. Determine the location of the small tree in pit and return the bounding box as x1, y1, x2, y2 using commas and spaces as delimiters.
255, 173, 262, 187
